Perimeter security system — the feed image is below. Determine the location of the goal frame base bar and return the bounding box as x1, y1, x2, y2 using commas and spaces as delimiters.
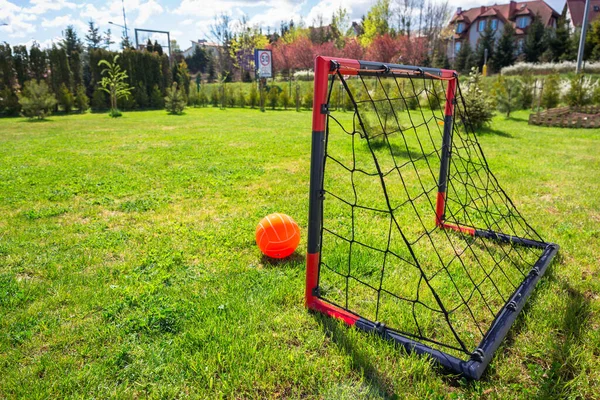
306, 55, 559, 380
306, 239, 558, 380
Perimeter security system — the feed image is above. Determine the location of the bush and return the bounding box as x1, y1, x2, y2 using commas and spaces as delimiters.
58, 83, 74, 113
519, 74, 535, 109
150, 84, 164, 109
248, 84, 258, 109
75, 85, 89, 113
91, 86, 108, 111
502, 61, 600, 76
237, 88, 246, 108
302, 90, 313, 110
463, 67, 495, 129
164, 82, 186, 114
198, 86, 208, 107
280, 88, 291, 109
268, 86, 279, 109
492, 75, 521, 117
0, 87, 21, 116
295, 84, 302, 111
188, 83, 199, 107
226, 86, 236, 108
18, 80, 57, 120
564, 75, 595, 107
210, 88, 219, 107
541, 74, 560, 109
134, 82, 149, 109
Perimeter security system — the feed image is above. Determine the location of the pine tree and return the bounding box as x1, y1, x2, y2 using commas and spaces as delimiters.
455, 43, 475, 75
29, 42, 47, 82
524, 15, 547, 62
475, 24, 495, 71
103, 29, 114, 49
12, 45, 30, 88
85, 21, 103, 51
75, 84, 89, 112
154, 41, 163, 56
550, 16, 570, 61
58, 83, 74, 113
146, 39, 154, 53
433, 50, 450, 69
491, 23, 516, 72
541, 74, 560, 109
18, 80, 57, 119
164, 82, 186, 114
150, 84, 164, 108
492, 75, 521, 117
60, 25, 84, 90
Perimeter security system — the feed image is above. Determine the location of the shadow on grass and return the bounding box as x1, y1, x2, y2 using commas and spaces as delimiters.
477, 126, 513, 138
18, 118, 54, 123
313, 313, 398, 399
369, 140, 429, 160
260, 252, 305, 267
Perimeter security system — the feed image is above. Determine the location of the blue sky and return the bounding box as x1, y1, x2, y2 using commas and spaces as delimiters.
1, 0, 567, 51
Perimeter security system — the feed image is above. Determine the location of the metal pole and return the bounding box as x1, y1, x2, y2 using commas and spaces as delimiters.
576, 0, 591, 73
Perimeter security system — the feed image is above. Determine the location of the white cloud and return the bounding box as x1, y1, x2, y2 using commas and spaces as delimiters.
134, 0, 164, 25
173, 0, 265, 18
305, 0, 372, 26
27, 0, 77, 15
42, 14, 88, 33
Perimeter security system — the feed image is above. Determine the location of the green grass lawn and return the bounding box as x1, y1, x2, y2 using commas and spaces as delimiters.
0, 107, 599, 398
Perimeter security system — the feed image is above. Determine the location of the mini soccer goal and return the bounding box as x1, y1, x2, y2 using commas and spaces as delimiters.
305, 56, 558, 380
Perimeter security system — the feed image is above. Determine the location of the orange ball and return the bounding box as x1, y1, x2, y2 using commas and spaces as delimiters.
255, 213, 300, 259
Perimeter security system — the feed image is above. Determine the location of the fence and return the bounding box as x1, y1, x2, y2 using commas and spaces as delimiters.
528, 105, 600, 128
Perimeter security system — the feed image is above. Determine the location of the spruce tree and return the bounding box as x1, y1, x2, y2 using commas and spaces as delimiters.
29, 42, 47, 82
164, 82, 186, 114
433, 50, 450, 69
491, 23, 516, 72
85, 21, 103, 51
60, 26, 83, 90
75, 85, 89, 112
455, 43, 474, 75
146, 39, 154, 53
524, 15, 547, 62
475, 24, 495, 71
550, 16, 570, 61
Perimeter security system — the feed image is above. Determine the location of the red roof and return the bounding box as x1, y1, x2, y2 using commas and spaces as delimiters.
566, 0, 600, 27
450, 0, 560, 37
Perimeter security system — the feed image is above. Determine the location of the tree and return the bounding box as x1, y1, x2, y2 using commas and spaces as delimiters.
75, 85, 89, 112
491, 23, 516, 71
85, 21, 103, 51
475, 24, 495, 71
248, 84, 258, 108
268, 86, 279, 109
164, 82, 186, 114
146, 39, 154, 53
454, 42, 475, 75
186, 46, 209, 73
280, 88, 290, 109
463, 67, 494, 128
103, 29, 115, 49
433, 50, 450, 69
564, 75, 593, 106
12, 45, 30, 87
541, 74, 560, 109
154, 40, 163, 56
60, 25, 84, 90
492, 75, 521, 117
524, 15, 547, 62
18, 80, 57, 119
361, 0, 393, 46
58, 83, 74, 113
150, 84, 164, 108
98, 55, 132, 117
29, 42, 47, 82
550, 15, 570, 61
331, 6, 351, 48
342, 37, 365, 59
366, 34, 399, 63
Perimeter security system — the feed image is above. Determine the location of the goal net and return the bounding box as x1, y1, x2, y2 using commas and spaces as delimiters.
305, 56, 558, 379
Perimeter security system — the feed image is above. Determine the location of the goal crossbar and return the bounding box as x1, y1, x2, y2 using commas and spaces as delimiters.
305, 56, 558, 380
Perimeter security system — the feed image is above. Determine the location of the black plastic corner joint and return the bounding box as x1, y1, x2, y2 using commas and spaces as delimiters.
319, 190, 326, 200
383, 64, 390, 73
329, 60, 340, 72
507, 300, 517, 311
530, 267, 540, 277
375, 321, 386, 334
312, 286, 320, 297
320, 103, 329, 115
471, 348, 485, 362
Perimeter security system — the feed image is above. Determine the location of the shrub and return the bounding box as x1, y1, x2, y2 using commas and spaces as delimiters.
75, 85, 89, 113
58, 83, 74, 113
210, 88, 219, 107
541, 74, 560, 109
248, 84, 258, 109
91, 86, 108, 111
98, 55, 132, 117
0, 87, 21, 116
268, 86, 279, 109
463, 67, 495, 129
502, 61, 600, 76
295, 84, 302, 112
519, 74, 535, 109
302, 90, 313, 110
198, 86, 208, 107
18, 80, 57, 120
280, 88, 291, 109
188, 83, 199, 107
150, 84, 164, 109
564, 75, 595, 107
492, 75, 521, 117
237, 88, 246, 108
226, 86, 235, 108
135, 82, 149, 109
164, 82, 186, 114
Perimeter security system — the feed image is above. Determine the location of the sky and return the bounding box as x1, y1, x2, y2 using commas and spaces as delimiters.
1, 0, 567, 51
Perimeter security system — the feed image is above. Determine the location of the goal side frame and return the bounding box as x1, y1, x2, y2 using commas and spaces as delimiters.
305, 55, 558, 380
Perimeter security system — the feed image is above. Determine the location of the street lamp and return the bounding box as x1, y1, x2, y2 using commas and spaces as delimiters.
109, 21, 131, 46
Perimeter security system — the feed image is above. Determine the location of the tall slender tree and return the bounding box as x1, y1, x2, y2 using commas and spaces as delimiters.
85, 21, 103, 51
491, 23, 516, 71
524, 15, 547, 62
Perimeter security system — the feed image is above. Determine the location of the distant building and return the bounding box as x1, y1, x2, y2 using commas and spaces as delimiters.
182, 39, 219, 59
564, 0, 600, 30
446, 0, 560, 61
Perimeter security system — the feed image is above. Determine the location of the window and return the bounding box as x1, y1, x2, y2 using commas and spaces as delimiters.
517, 16, 529, 28
455, 41, 462, 53
456, 22, 464, 33
491, 19, 498, 30
478, 20, 486, 31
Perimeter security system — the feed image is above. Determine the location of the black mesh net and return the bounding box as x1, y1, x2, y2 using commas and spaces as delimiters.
317, 70, 545, 357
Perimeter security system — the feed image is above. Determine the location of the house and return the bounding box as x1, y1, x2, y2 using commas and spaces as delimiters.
564, 0, 600, 30
182, 39, 219, 59
446, 0, 560, 61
